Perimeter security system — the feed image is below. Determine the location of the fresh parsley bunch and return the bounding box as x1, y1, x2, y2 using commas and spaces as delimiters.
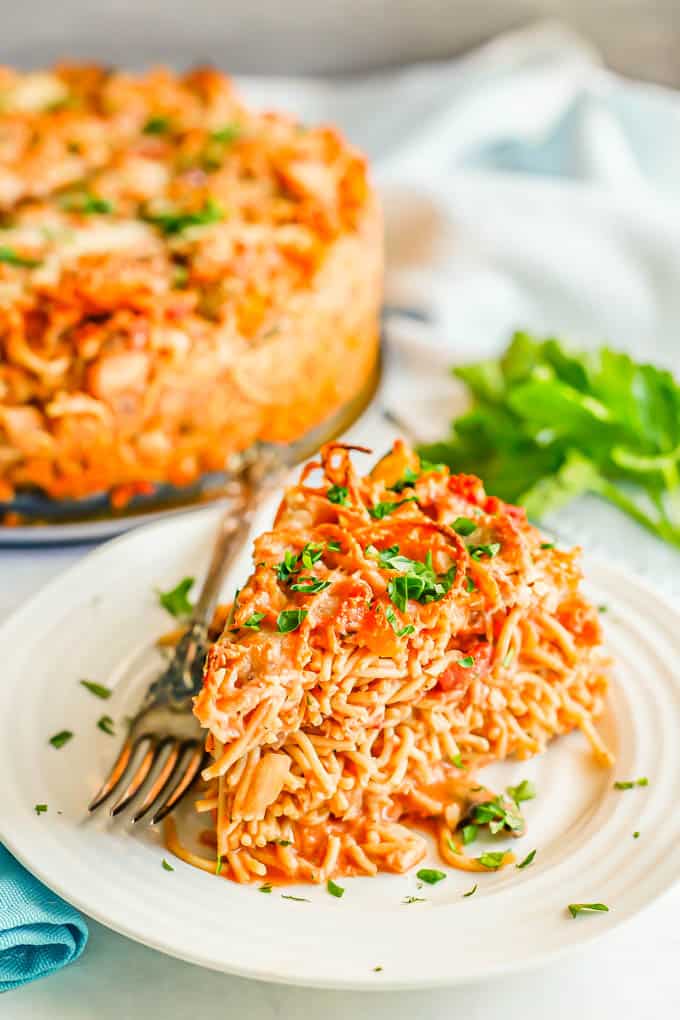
419, 331, 680, 547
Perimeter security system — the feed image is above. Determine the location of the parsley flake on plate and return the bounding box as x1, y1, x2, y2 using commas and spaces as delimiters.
157, 577, 194, 617
97, 715, 115, 736
507, 779, 536, 804
34, 804, 48, 815
614, 778, 648, 790
402, 896, 427, 904
568, 902, 609, 918
79, 679, 112, 699
477, 851, 508, 870
517, 849, 536, 869
49, 731, 73, 749
327, 878, 345, 898
281, 894, 310, 902
416, 869, 446, 885
463, 883, 477, 898
162, 858, 175, 871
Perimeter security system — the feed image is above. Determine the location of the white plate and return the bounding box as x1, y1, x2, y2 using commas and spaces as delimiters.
1, 506, 680, 990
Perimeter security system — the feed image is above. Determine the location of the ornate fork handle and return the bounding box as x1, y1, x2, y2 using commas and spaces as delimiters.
140, 456, 289, 716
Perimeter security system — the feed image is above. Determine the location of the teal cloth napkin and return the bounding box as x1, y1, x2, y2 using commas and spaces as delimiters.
0, 845, 87, 993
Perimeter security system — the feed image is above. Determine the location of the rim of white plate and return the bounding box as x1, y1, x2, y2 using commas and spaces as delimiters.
1, 507, 679, 990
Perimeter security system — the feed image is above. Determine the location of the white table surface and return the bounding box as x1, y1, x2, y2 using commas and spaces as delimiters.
3, 545, 680, 1018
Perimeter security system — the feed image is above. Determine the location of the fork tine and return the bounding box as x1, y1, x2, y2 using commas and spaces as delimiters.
88, 733, 137, 812
149, 742, 206, 825
110, 736, 169, 817
130, 738, 183, 823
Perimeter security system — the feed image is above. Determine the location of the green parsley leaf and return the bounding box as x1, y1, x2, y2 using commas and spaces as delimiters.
457, 655, 475, 668
468, 542, 501, 560
478, 851, 508, 870
281, 894, 310, 902
49, 730, 73, 749
465, 575, 475, 593
517, 849, 536, 869
211, 124, 241, 144
301, 542, 324, 569
215, 855, 223, 875
568, 902, 609, 918
145, 197, 223, 236
461, 824, 478, 845
97, 715, 115, 736
143, 115, 171, 134
60, 192, 114, 214
402, 896, 427, 904
79, 679, 112, 699
389, 466, 420, 493
452, 516, 477, 536
35, 803, 48, 815
450, 752, 464, 769
275, 550, 300, 582
385, 607, 415, 638
276, 839, 291, 847
157, 576, 194, 617
369, 497, 417, 519
373, 965, 383, 972
327, 485, 348, 505
416, 869, 446, 885
290, 576, 331, 594
276, 609, 308, 633
327, 878, 345, 898
243, 612, 266, 630
162, 858, 175, 871
259, 883, 273, 893
598, 604, 608, 613
377, 546, 456, 612
507, 779, 536, 804
0, 246, 42, 268
633, 831, 640, 839
326, 540, 342, 552
540, 541, 555, 549
462, 883, 477, 897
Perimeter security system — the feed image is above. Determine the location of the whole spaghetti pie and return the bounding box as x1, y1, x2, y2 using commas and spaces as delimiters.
0, 65, 381, 506
171, 441, 612, 885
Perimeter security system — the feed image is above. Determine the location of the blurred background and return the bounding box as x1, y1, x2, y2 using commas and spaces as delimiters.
2, 0, 678, 84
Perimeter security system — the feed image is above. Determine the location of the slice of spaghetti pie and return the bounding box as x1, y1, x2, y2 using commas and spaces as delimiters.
185, 441, 611, 884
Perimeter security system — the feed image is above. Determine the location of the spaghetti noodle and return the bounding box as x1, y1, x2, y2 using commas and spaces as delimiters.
177, 441, 612, 883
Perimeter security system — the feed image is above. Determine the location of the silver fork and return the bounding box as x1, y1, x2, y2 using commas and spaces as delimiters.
88, 453, 289, 823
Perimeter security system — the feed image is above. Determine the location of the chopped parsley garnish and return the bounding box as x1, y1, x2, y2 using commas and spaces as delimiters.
327, 878, 345, 898
467, 542, 501, 560
614, 778, 648, 790
301, 543, 324, 569
281, 894, 310, 902
243, 612, 266, 630
402, 896, 427, 904
290, 576, 331, 594
385, 607, 415, 638
211, 124, 241, 144
540, 541, 555, 549
373, 546, 455, 612
373, 965, 383, 972
568, 902, 609, 918
326, 540, 342, 552
471, 797, 524, 835
507, 779, 536, 804
327, 485, 349, 505
517, 849, 536, 869
145, 197, 223, 236
215, 856, 224, 875
633, 831, 640, 839
60, 192, 114, 215
0, 246, 42, 268
277, 609, 308, 633
598, 604, 608, 613
157, 576, 194, 617
369, 497, 417, 519
162, 858, 175, 871
143, 115, 171, 134
79, 679, 112, 699
478, 851, 507, 870
465, 575, 475, 593
457, 655, 474, 668
276, 550, 300, 582
416, 868, 446, 885
49, 730, 73, 749
463, 883, 477, 897
450, 753, 464, 769
34, 804, 48, 815
276, 839, 291, 847
389, 466, 420, 493
452, 517, 477, 536
462, 824, 477, 845
97, 715, 115, 736
259, 883, 273, 893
